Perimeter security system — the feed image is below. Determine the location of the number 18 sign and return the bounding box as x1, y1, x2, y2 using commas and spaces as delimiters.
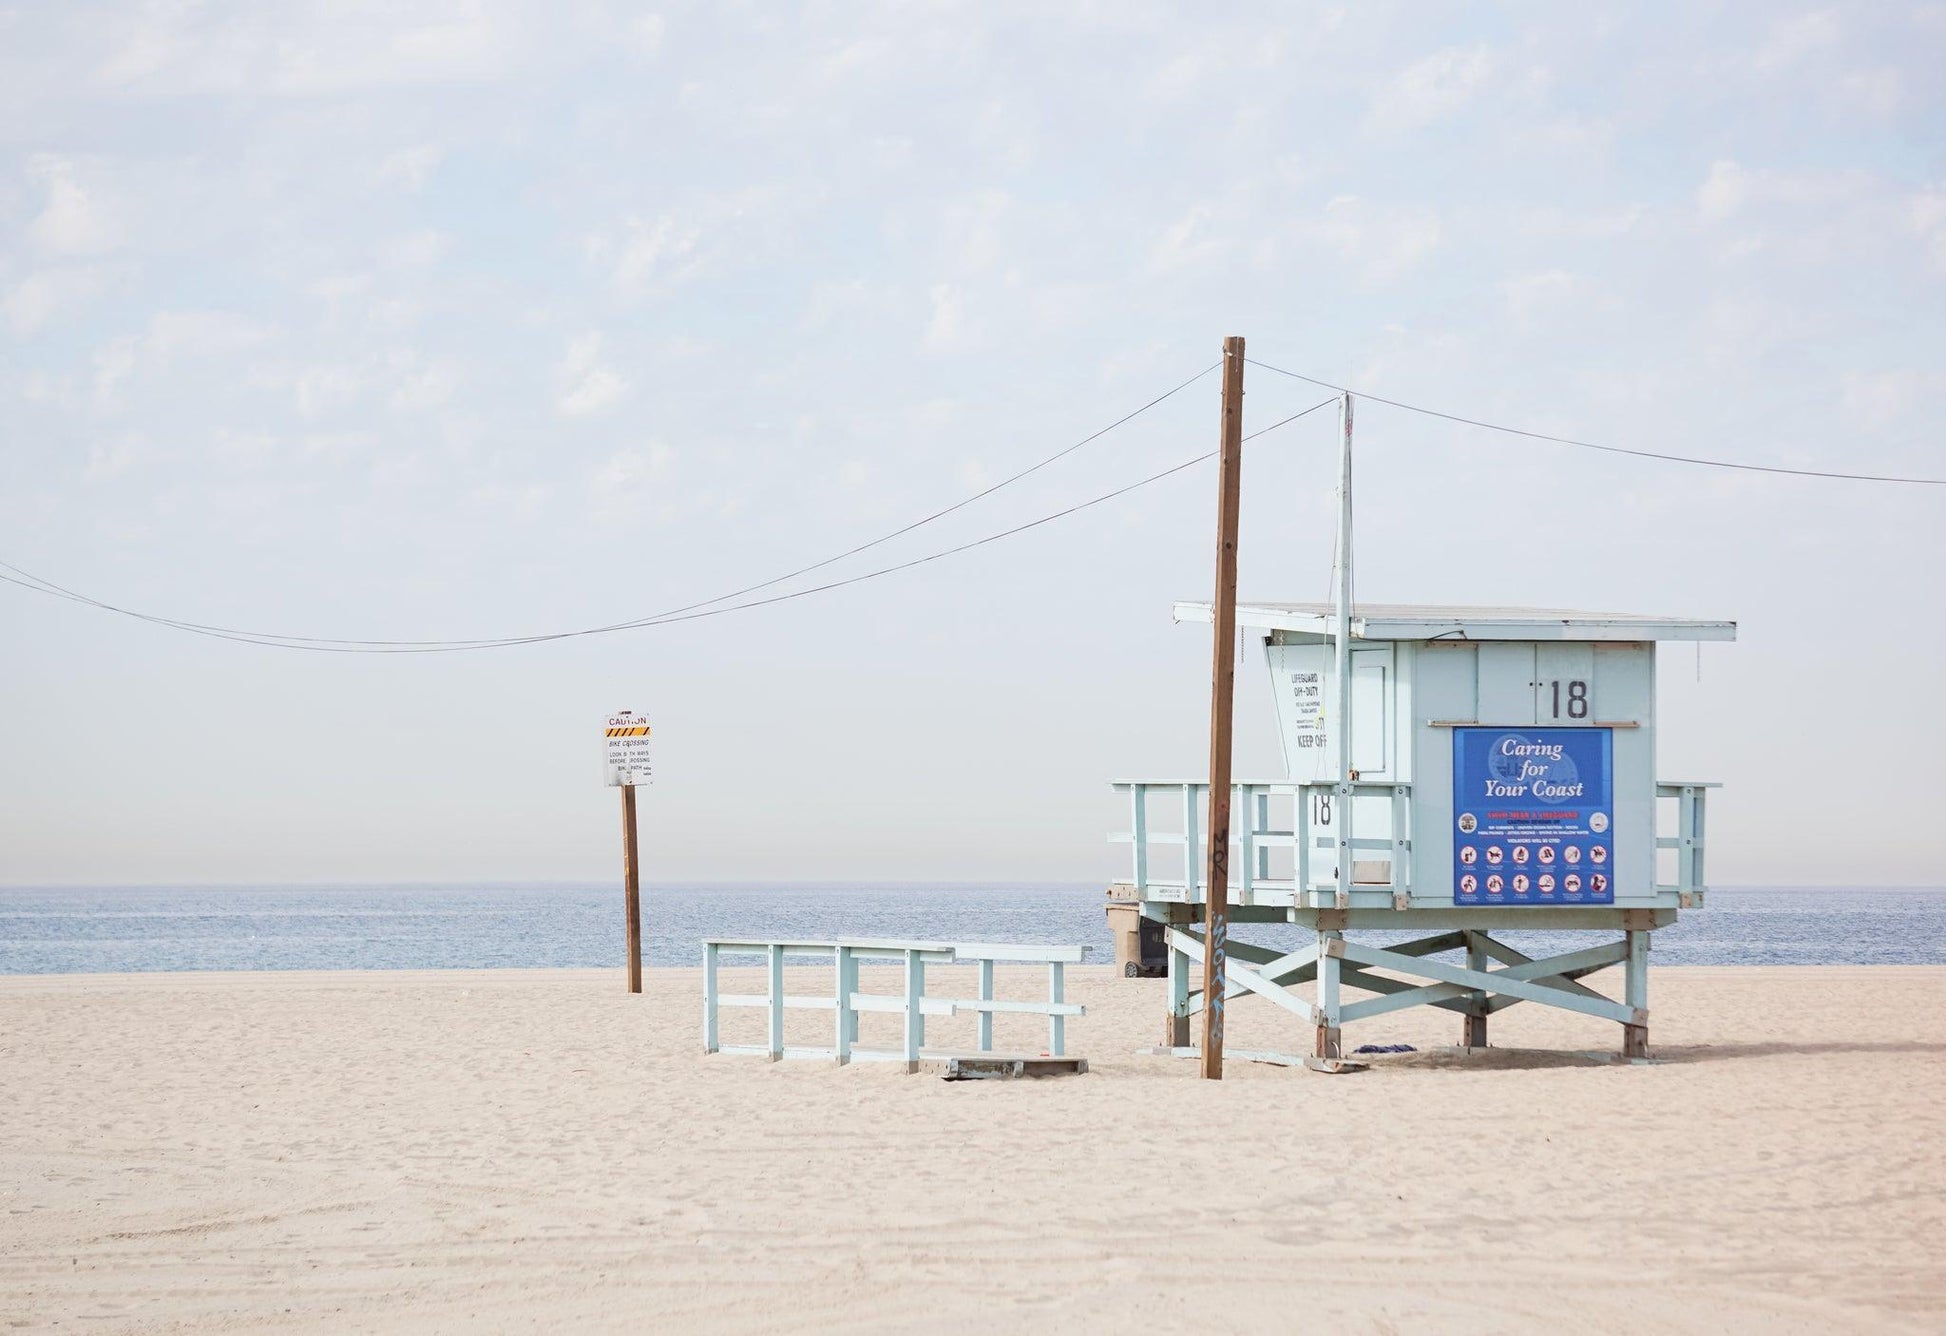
604, 712, 653, 787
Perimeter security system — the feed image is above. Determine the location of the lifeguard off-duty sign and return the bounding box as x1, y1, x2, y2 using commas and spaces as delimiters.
603, 712, 653, 787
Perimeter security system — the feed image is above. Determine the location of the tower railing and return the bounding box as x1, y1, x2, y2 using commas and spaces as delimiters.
1111, 779, 1711, 906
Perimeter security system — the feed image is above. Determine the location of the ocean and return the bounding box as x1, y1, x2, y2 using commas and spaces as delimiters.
0, 883, 1943, 974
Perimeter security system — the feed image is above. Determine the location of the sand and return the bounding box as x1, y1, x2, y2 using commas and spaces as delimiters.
2, 963, 1942, 1333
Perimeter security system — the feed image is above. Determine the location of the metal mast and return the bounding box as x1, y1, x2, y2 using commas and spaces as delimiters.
1332, 391, 1354, 910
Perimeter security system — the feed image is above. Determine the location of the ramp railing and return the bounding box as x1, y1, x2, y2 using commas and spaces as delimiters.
702, 937, 1086, 1070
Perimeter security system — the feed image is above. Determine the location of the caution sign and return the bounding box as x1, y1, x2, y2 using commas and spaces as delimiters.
604, 711, 653, 787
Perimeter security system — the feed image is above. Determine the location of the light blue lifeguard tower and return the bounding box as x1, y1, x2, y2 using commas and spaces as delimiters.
1111, 601, 1735, 1063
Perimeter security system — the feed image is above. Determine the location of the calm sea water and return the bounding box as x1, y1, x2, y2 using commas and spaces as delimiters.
0, 883, 1942, 974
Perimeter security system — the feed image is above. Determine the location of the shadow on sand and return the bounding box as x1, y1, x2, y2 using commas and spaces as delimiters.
1649, 1039, 1946, 1064
1347, 1039, 1946, 1072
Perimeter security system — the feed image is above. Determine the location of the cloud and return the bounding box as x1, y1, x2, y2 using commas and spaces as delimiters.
379, 229, 449, 268
1302, 196, 1441, 280
377, 144, 445, 191
84, 432, 149, 482
387, 359, 462, 413
595, 440, 674, 489
1696, 293, 1808, 367
1692, 161, 1938, 270
212, 428, 280, 469
1146, 42, 1230, 101
587, 189, 794, 298
91, 337, 139, 408
1697, 161, 1750, 222
307, 273, 372, 313
607, 215, 701, 291
26, 155, 119, 255
16, 369, 62, 404
1371, 45, 1499, 130
304, 273, 423, 331
936, 190, 1013, 275
632, 14, 666, 57
923, 284, 964, 350
1911, 188, 1946, 270
1834, 67, 1903, 118
800, 280, 891, 331
4, 265, 108, 335
592, 440, 676, 519
461, 480, 551, 521
1754, 10, 1842, 71
1842, 369, 1945, 429
145, 309, 272, 359
1502, 270, 1587, 328
292, 363, 364, 418
1696, 159, 1857, 223
1510, 205, 1646, 240
90, 309, 273, 409
1149, 204, 1224, 273
95, 3, 522, 96
556, 332, 626, 416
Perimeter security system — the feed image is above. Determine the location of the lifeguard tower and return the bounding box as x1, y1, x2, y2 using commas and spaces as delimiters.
1111, 602, 1735, 1063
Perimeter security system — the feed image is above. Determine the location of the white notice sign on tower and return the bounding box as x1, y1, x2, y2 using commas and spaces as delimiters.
604, 712, 653, 787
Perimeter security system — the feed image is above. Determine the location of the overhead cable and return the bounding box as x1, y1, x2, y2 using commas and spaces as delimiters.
1, 360, 1221, 652
0, 393, 1337, 654
1248, 358, 1946, 486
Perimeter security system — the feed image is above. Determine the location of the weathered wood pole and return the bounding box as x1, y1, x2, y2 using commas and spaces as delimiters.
1200, 335, 1246, 1081
1463, 930, 1489, 1048
1164, 939, 1191, 1048
622, 783, 643, 993
1623, 928, 1649, 1058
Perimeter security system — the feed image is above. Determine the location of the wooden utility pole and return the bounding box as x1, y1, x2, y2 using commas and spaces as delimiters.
621, 784, 643, 993
1200, 335, 1246, 1081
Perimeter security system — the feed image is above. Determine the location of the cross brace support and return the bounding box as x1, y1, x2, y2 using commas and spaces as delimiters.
1155, 922, 1654, 1063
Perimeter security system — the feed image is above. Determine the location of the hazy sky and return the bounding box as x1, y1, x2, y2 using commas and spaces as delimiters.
2, 2, 1942, 887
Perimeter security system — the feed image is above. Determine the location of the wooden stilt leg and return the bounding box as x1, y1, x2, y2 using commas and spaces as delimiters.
1164, 930, 1191, 1048
1315, 931, 1342, 1059
1623, 929, 1650, 1058
1463, 931, 1489, 1049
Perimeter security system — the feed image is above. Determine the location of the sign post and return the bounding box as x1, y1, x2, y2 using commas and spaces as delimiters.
604, 712, 653, 994
621, 785, 641, 993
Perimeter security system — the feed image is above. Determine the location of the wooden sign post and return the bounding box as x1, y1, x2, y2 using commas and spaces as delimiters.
604, 712, 653, 994
621, 784, 642, 994
1201, 336, 1246, 1080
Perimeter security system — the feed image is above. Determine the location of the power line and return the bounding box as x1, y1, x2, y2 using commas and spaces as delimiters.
1, 392, 1337, 654
1248, 358, 1946, 486
1, 361, 1221, 652
1242, 402, 1329, 442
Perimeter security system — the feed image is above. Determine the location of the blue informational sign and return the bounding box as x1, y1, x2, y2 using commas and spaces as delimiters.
1452, 727, 1614, 906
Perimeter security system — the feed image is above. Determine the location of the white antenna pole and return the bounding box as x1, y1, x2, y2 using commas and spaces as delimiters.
1332, 391, 1354, 909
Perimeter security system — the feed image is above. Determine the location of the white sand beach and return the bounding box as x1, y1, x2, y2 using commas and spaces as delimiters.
2, 964, 1942, 1333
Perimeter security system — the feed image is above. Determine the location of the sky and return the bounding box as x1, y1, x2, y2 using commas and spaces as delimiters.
1, 1, 1942, 887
